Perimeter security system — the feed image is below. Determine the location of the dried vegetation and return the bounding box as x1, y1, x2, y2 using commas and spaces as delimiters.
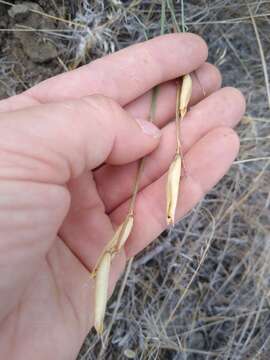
0, 1, 269, 359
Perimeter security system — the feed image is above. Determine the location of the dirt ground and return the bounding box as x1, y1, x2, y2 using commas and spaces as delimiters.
0, 0, 78, 98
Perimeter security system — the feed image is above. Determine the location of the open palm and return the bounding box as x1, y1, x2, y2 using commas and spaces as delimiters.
0, 34, 245, 359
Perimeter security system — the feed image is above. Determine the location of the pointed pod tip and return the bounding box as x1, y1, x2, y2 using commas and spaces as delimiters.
95, 322, 104, 336
90, 271, 96, 279
115, 214, 134, 252
180, 108, 187, 119
167, 216, 174, 226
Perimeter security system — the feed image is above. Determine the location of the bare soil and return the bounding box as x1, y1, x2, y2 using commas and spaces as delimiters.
0, 0, 77, 98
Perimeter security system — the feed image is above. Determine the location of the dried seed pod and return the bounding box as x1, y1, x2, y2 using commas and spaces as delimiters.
91, 214, 134, 278
94, 252, 111, 335
179, 74, 192, 118
93, 215, 133, 334
114, 214, 134, 252
166, 153, 182, 225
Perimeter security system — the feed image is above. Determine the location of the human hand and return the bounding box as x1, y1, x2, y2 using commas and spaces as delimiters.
0, 34, 245, 359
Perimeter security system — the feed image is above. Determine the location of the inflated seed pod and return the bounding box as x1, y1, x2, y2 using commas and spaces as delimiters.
166, 153, 182, 225
94, 252, 111, 334
179, 74, 192, 118
114, 214, 134, 252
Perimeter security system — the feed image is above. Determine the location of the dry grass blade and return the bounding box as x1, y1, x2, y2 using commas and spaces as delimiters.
247, 4, 270, 111
164, 209, 215, 328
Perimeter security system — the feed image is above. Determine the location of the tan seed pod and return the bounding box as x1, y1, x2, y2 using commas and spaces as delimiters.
179, 74, 192, 118
91, 214, 134, 278
166, 153, 182, 225
114, 214, 134, 252
93, 215, 134, 333
94, 252, 111, 335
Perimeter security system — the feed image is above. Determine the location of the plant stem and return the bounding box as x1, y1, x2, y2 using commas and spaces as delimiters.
128, 158, 144, 214
161, 0, 166, 35
127, 86, 159, 215
181, 0, 185, 32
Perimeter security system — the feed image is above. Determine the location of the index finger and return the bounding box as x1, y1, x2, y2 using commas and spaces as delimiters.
0, 34, 208, 111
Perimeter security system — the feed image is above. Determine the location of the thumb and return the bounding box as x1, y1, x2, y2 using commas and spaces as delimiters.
0, 94, 161, 185
0, 95, 160, 320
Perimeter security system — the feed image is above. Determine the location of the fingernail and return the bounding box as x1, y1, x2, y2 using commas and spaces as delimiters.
135, 118, 161, 138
